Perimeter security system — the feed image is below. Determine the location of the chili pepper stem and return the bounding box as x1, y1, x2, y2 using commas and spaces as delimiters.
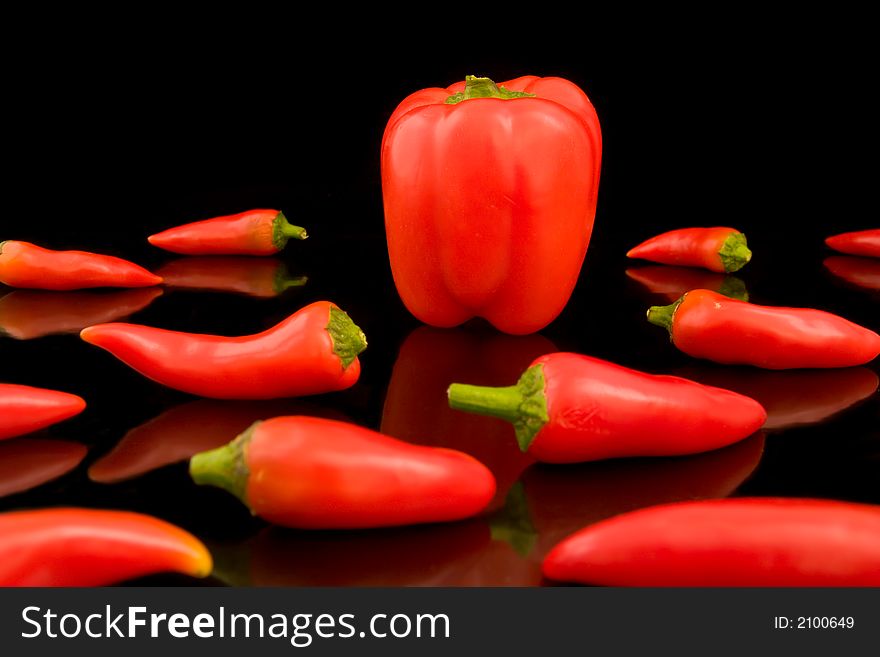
447, 364, 549, 452
271, 212, 308, 250
189, 423, 256, 505
718, 232, 752, 273
326, 307, 367, 369
647, 295, 685, 336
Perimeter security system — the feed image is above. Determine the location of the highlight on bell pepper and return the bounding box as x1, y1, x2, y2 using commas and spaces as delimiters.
156, 257, 307, 298
0, 241, 162, 290
675, 366, 878, 430
626, 227, 752, 273
825, 228, 880, 258
382, 75, 602, 335
625, 266, 748, 303
542, 498, 880, 586
79, 301, 366, 399
148, 209, 307, 256
447, 352, 766, 464
381, 327, 550, 509
648, 289, 880, 369
0, 288, 163, 340
189, 416, 497, 529
0, 438, 88, 498
0, 384, 86, 441
0, 508, 212, 586
825, 256, 880, 292
89, 399, 349, 484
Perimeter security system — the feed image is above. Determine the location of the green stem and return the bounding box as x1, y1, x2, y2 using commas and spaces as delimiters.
445, 75, 536, 105
489, 482, 538, 557
718, 231, 752, 273
189, 422, 257, 504
646, 294, 685, 337
326, 306, 367, 369
447, 364, 549, 452
273, 264, 308, 294
271, 211, 308, 250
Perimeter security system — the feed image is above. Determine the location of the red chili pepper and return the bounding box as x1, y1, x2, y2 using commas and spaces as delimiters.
0, 384, 86, 441
0, 288, 163, 339
382, 75, 601, 335
825, 228, 880, 258
0, 438, 87, 498
447, 352, 766, 464
0, 508, 212, 586
0, 241, 162, 290
156, 257, 307, 298
148, 209, 307, 256
543, 498, 880, 586
189, 416, 497, 529
674, 366, 878, 430
625, 266, 748, 302
648, 289, 880, 369
627, 227, 752, 273
381, 327, 547, 509
825, 256, 880, 292
89, 399, 348, 484
79, 301, 366, 399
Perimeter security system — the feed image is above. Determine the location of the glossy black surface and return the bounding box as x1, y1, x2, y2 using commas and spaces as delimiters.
2, 37, 877, 585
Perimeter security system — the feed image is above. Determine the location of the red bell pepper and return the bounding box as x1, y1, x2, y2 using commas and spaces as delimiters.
0, 384, 86, 440
648, 289, 880, 369
89, 399, 348, 484
825, 228, 880, 258
0, 438, 87, 498
0, 508, 212, 586
0, 288, 162, 339
674, 366, 878, 430
382, 75, 602, 334
825, 256, 880, 292
189, 416, 496, 529
380, 327, 549, 509
0, 241, 162, 290
447, 352, 766, 464
626, 227, 752, 273
148, 209, 307, 256
156, 257, 307, 298
625, 266, 748, 302
79, 301, 366, 399
543, 498, 880, 586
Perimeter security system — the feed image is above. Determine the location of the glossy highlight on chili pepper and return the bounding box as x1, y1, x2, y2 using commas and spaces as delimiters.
825, 228, 880, 258
0, 384, 86, 440
542, 498, 880, 586
156, 257, 307, 298
824, 256, 880, 292
625, 266, 748, 302
148, 209, 307, 256
382, 75, 601, 335
626, 227, 752, 273
0, 241, 162, 290
0, 438, 87, 498
0, 288, 163, 339
0, 508, 212, 586
447, 352, 767, 464
648, 289, 880, 369
189, 416, 497, 529
79, 301, 366, 399
89, 399, 349, 484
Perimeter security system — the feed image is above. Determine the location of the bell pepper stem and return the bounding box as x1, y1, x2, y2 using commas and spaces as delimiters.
448, 364, 549, 452
189, 422, 256, 504
445, 75, 536, 105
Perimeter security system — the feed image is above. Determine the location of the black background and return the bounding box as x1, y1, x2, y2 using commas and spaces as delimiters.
1, 22, 878, 586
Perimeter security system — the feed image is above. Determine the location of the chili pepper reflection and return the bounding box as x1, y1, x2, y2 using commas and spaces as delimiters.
0, 438, 87, 498
676, 366, 878, 430
210, 433, 763, 587
0, 288, 163, 339
89, 399, 349, 484
824, 256, 880, 292
625, 266, 748, 302
156, 257, 307, 298
381, 327, 551, 509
